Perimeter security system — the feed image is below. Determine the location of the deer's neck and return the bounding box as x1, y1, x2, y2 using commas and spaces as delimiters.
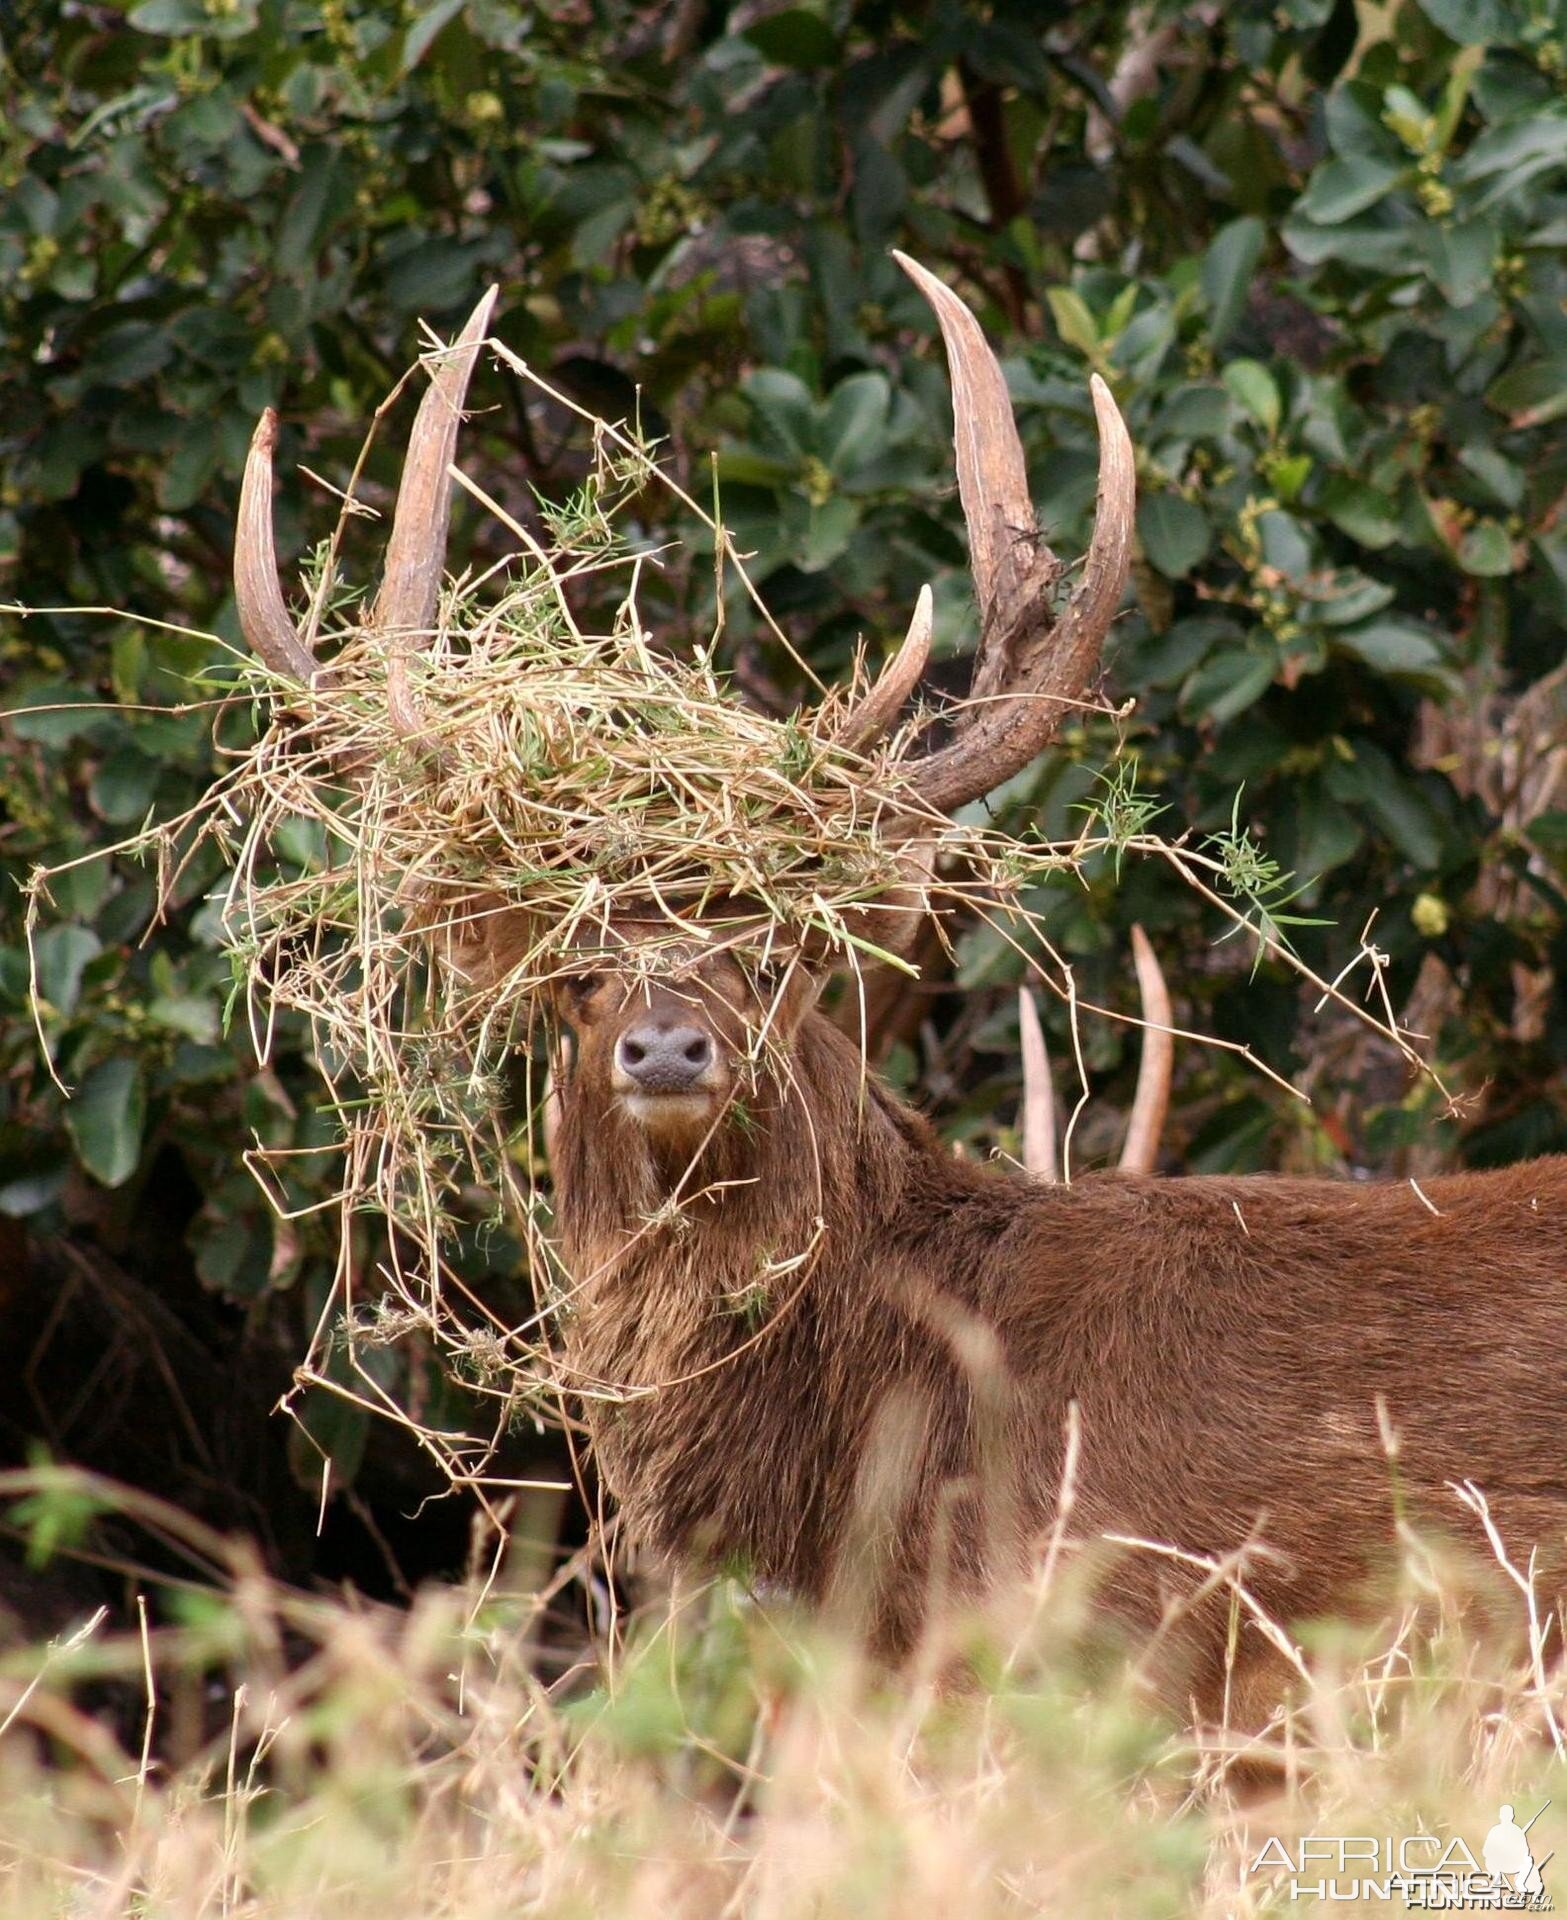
552, 1010, 932, 1315
550, 1012, 1004, 1618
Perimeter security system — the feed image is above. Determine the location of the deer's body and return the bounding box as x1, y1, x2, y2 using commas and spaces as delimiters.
559, 1007, 1567, 1691
232, 259, 1567, 1712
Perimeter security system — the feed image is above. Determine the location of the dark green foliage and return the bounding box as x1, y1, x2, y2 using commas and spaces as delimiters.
2, 0, 1564, 1411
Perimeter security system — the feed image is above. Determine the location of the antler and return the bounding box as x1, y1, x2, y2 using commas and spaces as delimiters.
1018, 986, 1057, 1180
1018, 927, 1173, 1182
1118, 924, 1173, 1176
878, 253, 1136, 816
233, 286, 499, 688
838, 584, 933, 750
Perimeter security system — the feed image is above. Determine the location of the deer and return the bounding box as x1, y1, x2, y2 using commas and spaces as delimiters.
230, 256, 1567, 1723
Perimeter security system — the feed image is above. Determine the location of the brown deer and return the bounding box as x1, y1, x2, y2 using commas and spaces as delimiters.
231, 258, 1567, 1719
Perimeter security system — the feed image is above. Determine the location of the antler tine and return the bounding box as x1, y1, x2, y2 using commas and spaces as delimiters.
838, 584, 933, 751
891, 254, 1136, 818
371, 285, 499, 647
892, 252, 1046, 707
233, 287, 500, 693
1118, 924, 1173, 1175
1018, 986, 1058, 1182
235, 409, 320, 684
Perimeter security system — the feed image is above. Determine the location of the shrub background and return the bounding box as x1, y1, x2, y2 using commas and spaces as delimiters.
1, 0, 1564, 1558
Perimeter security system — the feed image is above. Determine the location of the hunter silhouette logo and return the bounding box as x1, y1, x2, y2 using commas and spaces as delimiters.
1250, 1800, 1553, 1908
1482, 1804, 1547, 1904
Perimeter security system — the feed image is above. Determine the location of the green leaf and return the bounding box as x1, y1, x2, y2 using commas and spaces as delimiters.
130, 0, 217, 31
149, 993, 220, 1045
1426, 220, 1496, 306
743, 368, 816, 458
381, 236, 492, 311
276, 149, 347, 278
1261, 451, 1312, 504
1414, 0, 1526, 44
66, 1058, 147, 1189
1046, 287, 1100, 359
1457, 519, 1515, 577
1102, 282, 1139, 342
1221, 359, 1281, 435
1486, 356, 1567, 428
8, 685, 113, 746
1154, 385, 1230, 440
1452, 111, 1567, 190
80, 321, 174, 386
194, 1215, 270, 1296
1325, 82, 1405, 162
1298, 156, 1406, 224
1332, 618, 1449, 680
1433, 45, 1483, 147
1308, 571, 1396, 626
1365, 782, 1444, 871
287, 1386, 371, 1490
714, 449, 798, 488
0, 1163, 67, 1218
1281, 217, 1419, 272
1457, 445, 1524, 510
401, 0, 468, 73
1328, 746, 1446, 868
130, 0, 257, 34
1199, 217, 1264, 347
744, 9, 840, 69
819, 372, 890, 475
1319, 477, 1402, 549
1258, 510, 1313, 580
89, 748, 160, 824
1282, 782, 1364, 879
789, 495, 859, 572
1138, 494, 1211, 577
32, 926, 102, 1017
1181, 650, 1276, 726
159, 434, 221, 514
1131, 616, 1240, 688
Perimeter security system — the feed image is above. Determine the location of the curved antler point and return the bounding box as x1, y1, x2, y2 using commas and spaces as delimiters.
461, 285, 501, 341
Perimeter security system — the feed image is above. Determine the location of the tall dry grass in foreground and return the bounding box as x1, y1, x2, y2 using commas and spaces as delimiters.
1, 1468, 1563, 1918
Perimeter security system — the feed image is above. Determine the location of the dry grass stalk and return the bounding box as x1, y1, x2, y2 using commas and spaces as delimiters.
1, 1462, 1564, 1919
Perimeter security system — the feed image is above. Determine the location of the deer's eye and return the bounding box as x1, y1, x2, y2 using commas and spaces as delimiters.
554, 972, 600, 1015
751, 958, 791, 999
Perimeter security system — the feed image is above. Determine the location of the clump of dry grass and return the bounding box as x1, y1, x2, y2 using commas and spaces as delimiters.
219, 495, 933, 1213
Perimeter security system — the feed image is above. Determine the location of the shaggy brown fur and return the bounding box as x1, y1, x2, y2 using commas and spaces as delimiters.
551, 955, 1567, 1709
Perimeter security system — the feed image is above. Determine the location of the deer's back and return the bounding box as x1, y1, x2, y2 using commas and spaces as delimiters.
972, 1156, 1567, 1648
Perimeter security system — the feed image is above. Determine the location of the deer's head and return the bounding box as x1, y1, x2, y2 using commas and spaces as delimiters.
231, 257, 1136, 1170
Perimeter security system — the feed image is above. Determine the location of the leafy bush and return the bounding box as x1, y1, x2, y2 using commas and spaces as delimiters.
2, 2, 1564, 1470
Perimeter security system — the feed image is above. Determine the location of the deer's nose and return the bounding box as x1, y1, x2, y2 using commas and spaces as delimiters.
615, 1022, 713, 1094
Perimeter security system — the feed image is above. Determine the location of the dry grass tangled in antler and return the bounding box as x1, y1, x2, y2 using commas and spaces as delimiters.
213, 427, 959, 1268
188, 386, 1069, 1465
